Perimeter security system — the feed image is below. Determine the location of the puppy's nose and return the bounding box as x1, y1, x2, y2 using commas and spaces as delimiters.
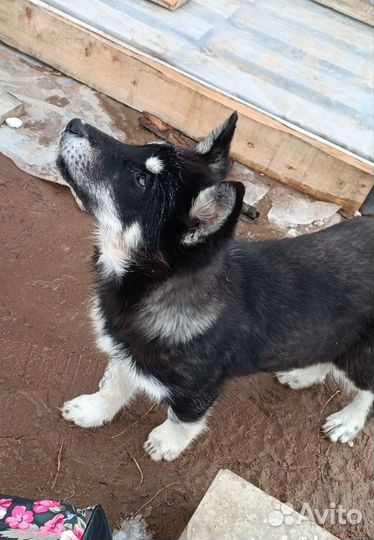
66, 118, 85, 136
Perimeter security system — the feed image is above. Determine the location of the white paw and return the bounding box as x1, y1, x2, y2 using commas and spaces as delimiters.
276, 366, 327, 390
144, 420, 188, 461
323, 409, 364, 443
276, 370, 311, 390
61, 392, 117, 428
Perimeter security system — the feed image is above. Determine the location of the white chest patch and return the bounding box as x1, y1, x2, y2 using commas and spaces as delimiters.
97, 221, 142, 278
90, 295, 169, 403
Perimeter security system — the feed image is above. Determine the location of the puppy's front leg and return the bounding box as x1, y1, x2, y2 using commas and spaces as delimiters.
144, 401, 211, 462
61, 358, 137, 428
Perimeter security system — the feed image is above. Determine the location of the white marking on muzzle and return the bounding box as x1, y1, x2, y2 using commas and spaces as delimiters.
59, 133, 92, 184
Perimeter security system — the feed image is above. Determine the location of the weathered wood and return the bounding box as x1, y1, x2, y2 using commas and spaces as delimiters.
313, 0, 374, 26
0, 0, 372, 214
147, 0, 189, 10
139, 112, 192, 146
0, 91, 24, 125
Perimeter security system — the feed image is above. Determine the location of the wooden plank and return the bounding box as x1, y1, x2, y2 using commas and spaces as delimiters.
312, 0, 374, 26
0, 91, 24, 125
147, 0, 189, 10
139, 112, 192, 147
0, 0, 372, 214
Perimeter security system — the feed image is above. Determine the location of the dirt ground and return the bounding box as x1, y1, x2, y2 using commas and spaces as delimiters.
0, 138, 373, 540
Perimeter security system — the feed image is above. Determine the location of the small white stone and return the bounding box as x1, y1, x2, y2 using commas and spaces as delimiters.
354, 211, 362, 217
5, 117, 23, 128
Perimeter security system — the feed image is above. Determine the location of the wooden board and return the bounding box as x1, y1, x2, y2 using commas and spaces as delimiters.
0, 0, 372, 214
42, 0, 373, 161
147, 0, 189, 10
0, 91, 24, 125
312, 0, 374, 26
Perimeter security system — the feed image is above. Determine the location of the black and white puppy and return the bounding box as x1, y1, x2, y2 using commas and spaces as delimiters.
57, 113, 374, 461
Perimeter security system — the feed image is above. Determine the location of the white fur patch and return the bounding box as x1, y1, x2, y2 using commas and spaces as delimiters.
196, 131, 217, 155
277, 363, 333, 390
59, 132, 92, 184
61, 357, 137, 427
195, 117, 228, 155
62, 353, 169, 428
90, 295, 170, 403
331, 366, 358, 394
276, 364, 374, 443
145, 156, 163, 174
144, 409, 207, 461
97, 220, 142, 278
136, 270, 223, 344
137, 299, 219, 344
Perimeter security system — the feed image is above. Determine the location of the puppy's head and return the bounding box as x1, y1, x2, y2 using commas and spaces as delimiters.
57, 112, 244, 273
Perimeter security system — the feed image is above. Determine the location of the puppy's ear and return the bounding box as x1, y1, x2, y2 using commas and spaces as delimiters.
195, 112, 238, 180
183, 181, 244, 246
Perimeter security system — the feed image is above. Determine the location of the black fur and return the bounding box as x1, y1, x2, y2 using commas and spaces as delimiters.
57, 114, 374, 436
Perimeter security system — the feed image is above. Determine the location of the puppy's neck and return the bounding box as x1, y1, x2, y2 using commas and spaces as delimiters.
135, 259, 225, 344
95, 221, 142, 278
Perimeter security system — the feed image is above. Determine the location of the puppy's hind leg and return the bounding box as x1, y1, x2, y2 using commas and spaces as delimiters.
323, 388, 373, 443
323, 335, 374, 443
62, 358, 137, 428
276, 363, 332, 390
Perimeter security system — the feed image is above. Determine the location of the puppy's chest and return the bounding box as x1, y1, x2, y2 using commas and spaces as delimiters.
91, 291, 178, 400
96, 271, 222, 347
91, 286, 179, 365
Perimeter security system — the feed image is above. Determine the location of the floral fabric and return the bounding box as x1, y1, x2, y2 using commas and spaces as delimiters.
0, 497, 89, 540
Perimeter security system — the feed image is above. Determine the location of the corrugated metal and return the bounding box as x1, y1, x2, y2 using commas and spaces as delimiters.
45, 0, 373, 160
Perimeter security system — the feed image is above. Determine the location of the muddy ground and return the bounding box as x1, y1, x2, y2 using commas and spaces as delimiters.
0, 138, 372, 540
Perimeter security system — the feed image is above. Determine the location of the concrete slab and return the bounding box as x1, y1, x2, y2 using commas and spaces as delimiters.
0, 44, 127, 185
268, 187, 341, 229
180, 469, 340, 540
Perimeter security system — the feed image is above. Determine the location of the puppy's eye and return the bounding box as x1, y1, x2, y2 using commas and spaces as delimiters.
136, 173, 147, 188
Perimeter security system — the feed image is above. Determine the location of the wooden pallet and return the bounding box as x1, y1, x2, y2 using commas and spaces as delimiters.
313, 0, 374, 26
147, 0, 189, 10
0, 0, 372, 214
